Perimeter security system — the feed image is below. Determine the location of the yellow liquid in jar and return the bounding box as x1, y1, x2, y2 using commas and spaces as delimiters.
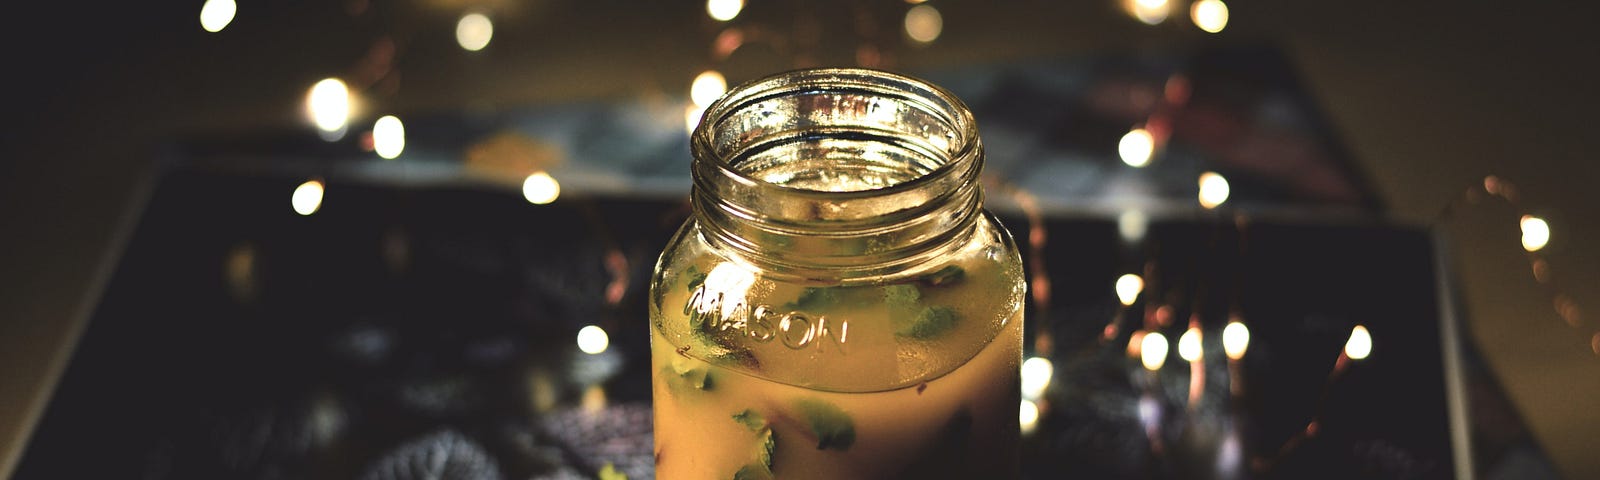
650, 253, 1022, 479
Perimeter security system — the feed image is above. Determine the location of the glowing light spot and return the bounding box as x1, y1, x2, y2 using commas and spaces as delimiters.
1128, 0, 1170, 25
372, 115, 405, 159
199, 0, 236, 33
1191, 0, 1229, 33
292, 180, 324, 216
1520, 215, 1550, 252
691, 70, 727, 108
1223, 320, 1249, 360
1019, 399, 1040, 433
1198, 171, 1230, 209
1118, 128, 1154, 167
581, 385, 607, 413
1118, 209, 1148, 243
1115, 274, 1144, 306
904, 5, 943, 44
456, 12, 493, 51
576, 325, 609, 354
706, 0, 743, 22
521, 172, 560, 205
685, 104, 706, 135
307, 78, 350, 135
1178, 327, 1202, 362
1345, 325, 1372, 360
1020, 357, 1054, 400
1141, 331, 1168, 370
1591, 332, 1599, 356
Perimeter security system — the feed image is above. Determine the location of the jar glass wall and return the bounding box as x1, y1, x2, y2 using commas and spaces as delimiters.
650, 68, 1025, 480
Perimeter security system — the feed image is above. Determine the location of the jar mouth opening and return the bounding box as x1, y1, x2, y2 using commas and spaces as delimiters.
691, 68, 979, 200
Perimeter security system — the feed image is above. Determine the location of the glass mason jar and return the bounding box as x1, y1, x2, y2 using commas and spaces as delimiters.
649, 68, 1025, 480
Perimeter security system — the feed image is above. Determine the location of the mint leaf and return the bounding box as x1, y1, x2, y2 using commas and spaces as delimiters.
920, 265, 966, 287
684, 265, 707, 293
897, 306, 959, 339
599, 462, 628, 480
793, 398, 855, 451
788, 287, 841, 311
730, 414, 777, 479
664, 357, 715, 395
734, 464, 773, 480
754, 428, 776, 471
732, 409, 768, 432
884, 284, 922, 309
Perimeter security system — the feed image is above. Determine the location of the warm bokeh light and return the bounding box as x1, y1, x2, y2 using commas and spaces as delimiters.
1128, 0, 1170, 25
1591, 332, 1599, 356
1118, 209, 1148, 243
456, 12, 493, 51
1118, 128, 1154, 167
1141, 331, 1168, 370
685, 104, 706, 135
576, 325, 609, 355
706, 0, 743, 22
904, 5, 943, 44
1019, 399, 1041, 434
1115, 274, 1144, 306
372, 115, 405, 159
1520, 215, 1550, 252
1020, 357, 1054, 400
307, 78, 351, 134
199, 0, 237, 33
1191, 0, 1229, 33
1223, 320, 1249, 360
522, 172, 560, 205
1178, 326, 1202, 362
1345, 325, 1372, 360
691, 70, 727, 108
292, 180, 324, 216
1198, 171, 1230, 209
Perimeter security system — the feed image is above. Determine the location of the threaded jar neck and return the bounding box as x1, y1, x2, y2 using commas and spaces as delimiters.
690, 68, 984, 280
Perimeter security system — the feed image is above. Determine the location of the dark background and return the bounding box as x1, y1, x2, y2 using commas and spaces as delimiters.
2, 0, 1596, 477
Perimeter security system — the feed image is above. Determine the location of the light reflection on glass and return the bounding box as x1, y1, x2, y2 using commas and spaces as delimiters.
1127, 0, 1170, 25
704, 262, 757, 318
1115, 274, 1144, 306
1191, 0, 1229, 33
1223, 320, 1249, 360
691, 70, 727, 108
1178, 326, 1202, 362
1118, 127, 1154, 167
456, 12, 493, 51
1141, 331, 1168, 370
307, 78, 351, 136
199, 0, 237, 33
521, 172, 560, 205
1020, 356, 1053, 400
904, 5, 943, 44
372, 115, 405, 159
1345, 325, 1372, 360
706, 0, 743, 22
577, 325, 609, 354
1520, 215, 1550, 252
1198, 171, 1230, 209
292, 180, 324, 216
1019, 399, 1041, 434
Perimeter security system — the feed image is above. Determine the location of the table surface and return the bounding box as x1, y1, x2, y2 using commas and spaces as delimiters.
11, 170, 1551, 479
